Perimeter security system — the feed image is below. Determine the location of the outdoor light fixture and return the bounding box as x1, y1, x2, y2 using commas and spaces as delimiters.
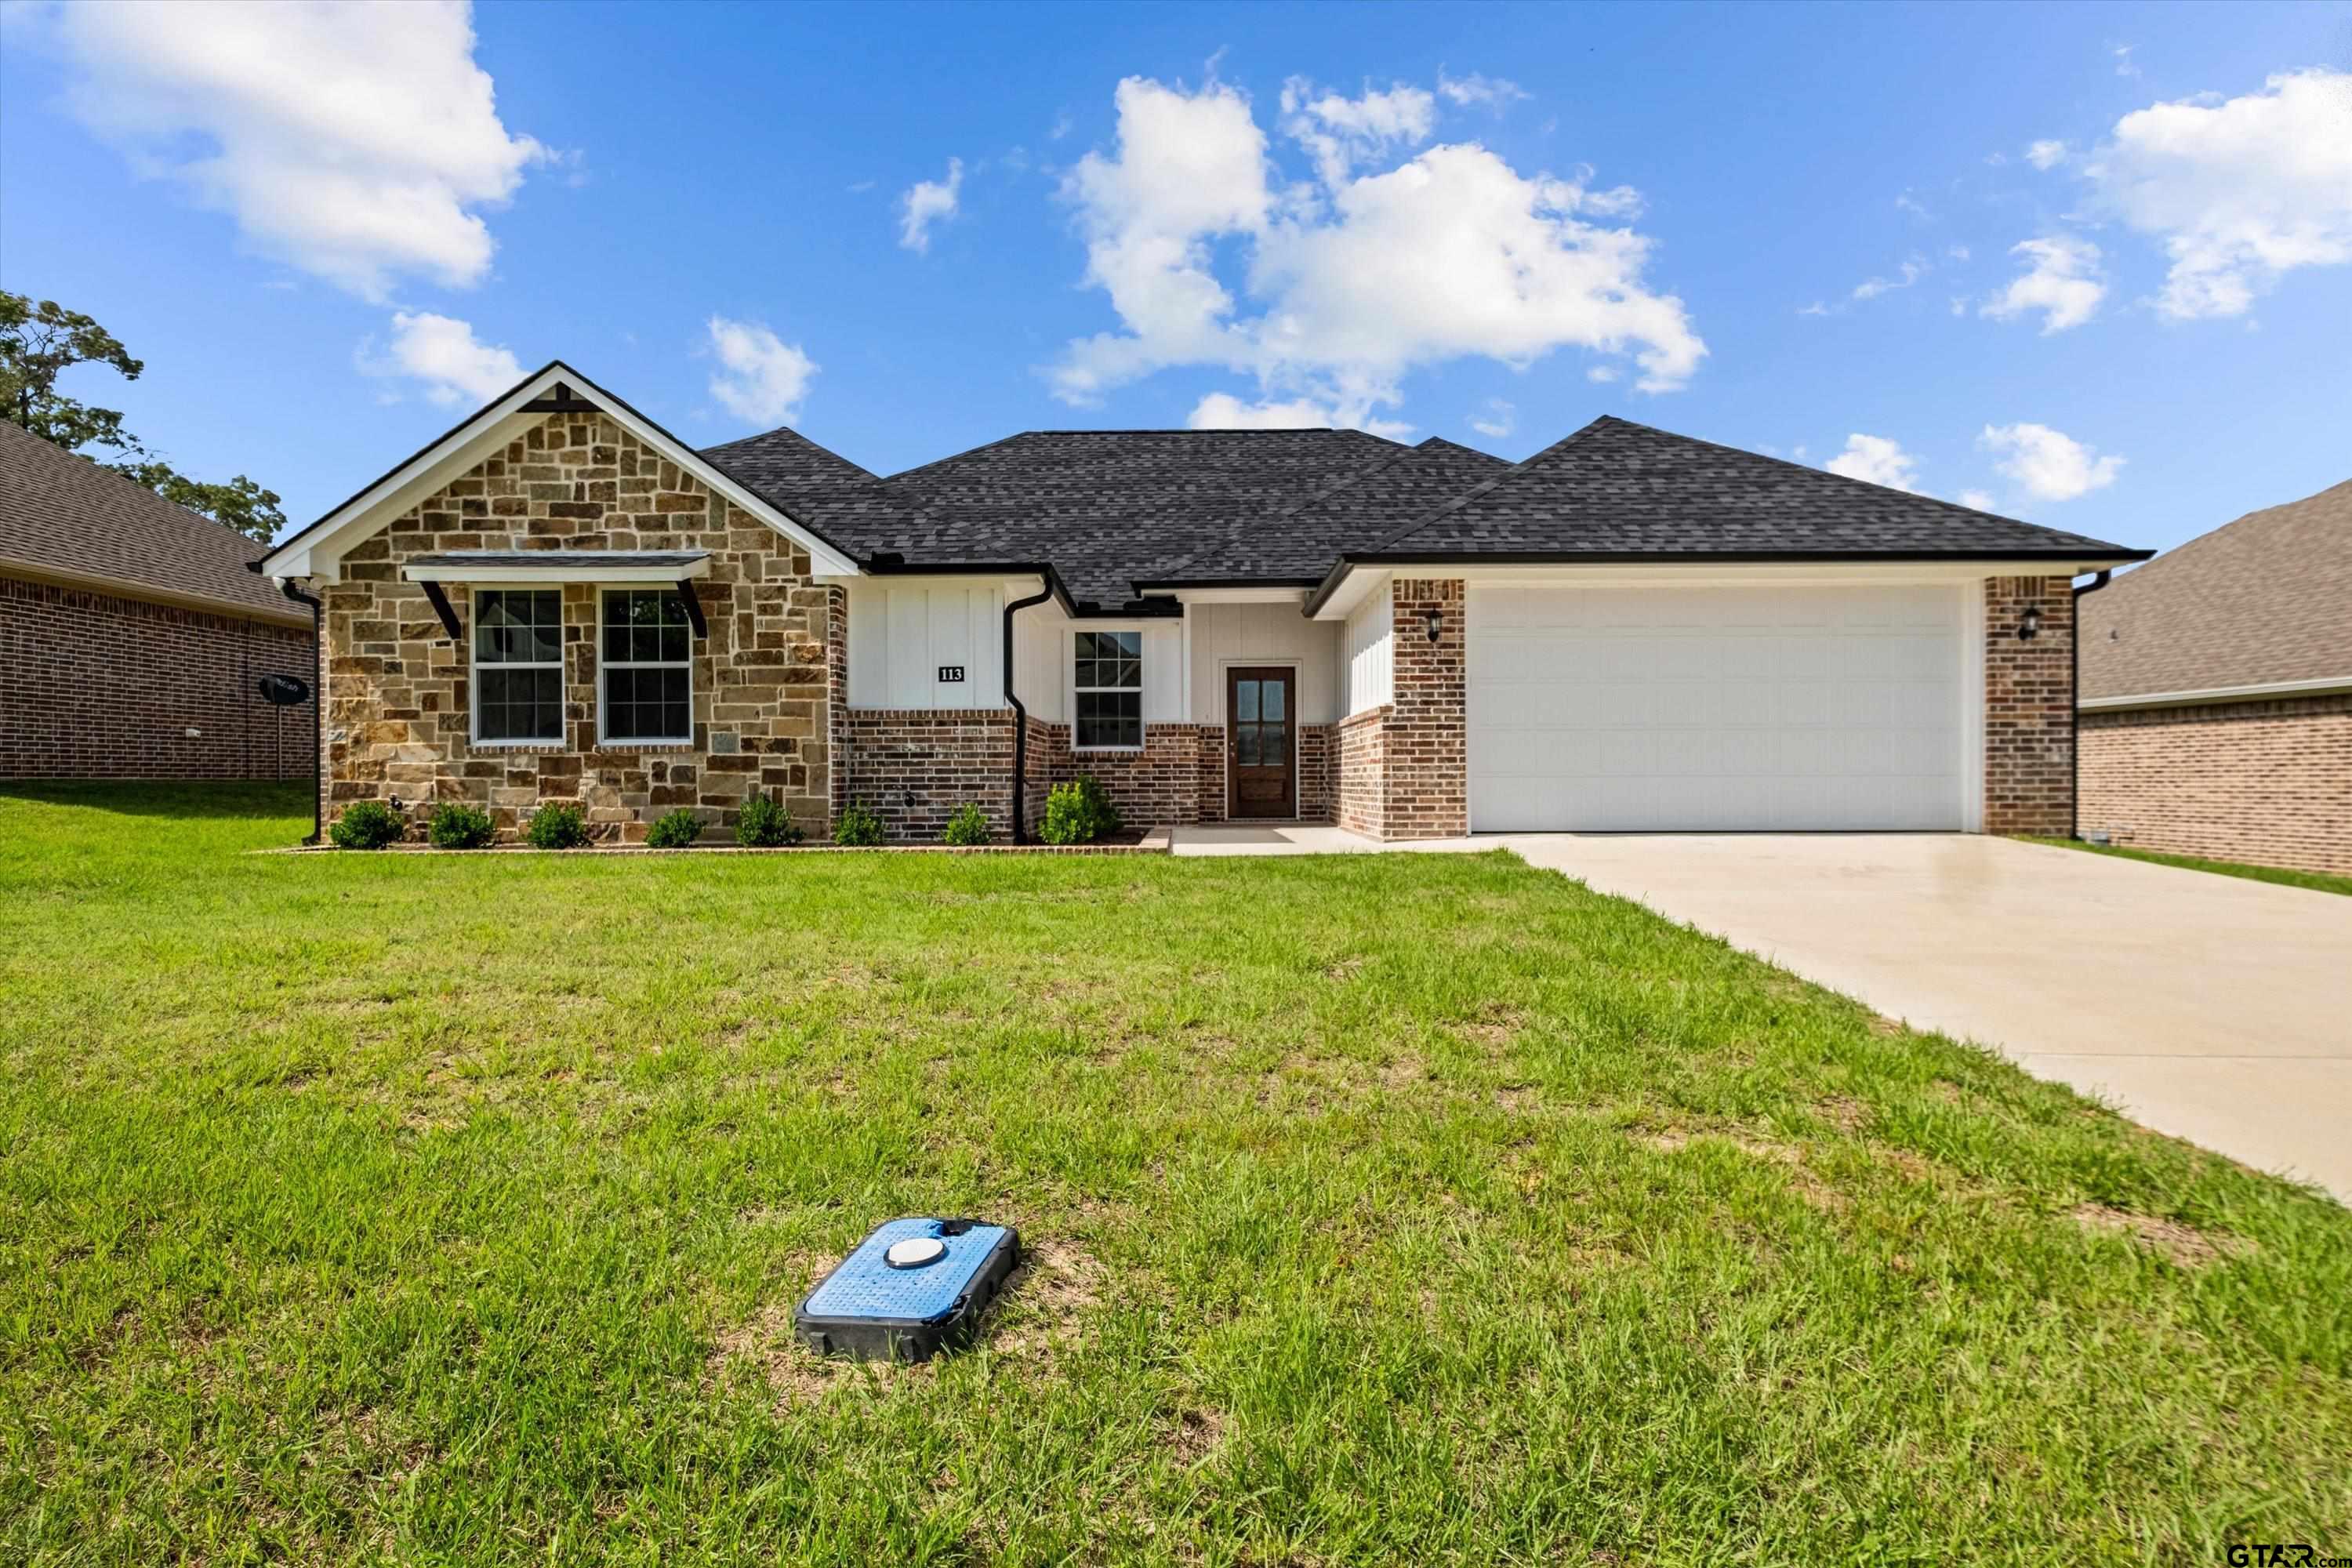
1425, 608, 1443, 643
2018, 605, 2042, 641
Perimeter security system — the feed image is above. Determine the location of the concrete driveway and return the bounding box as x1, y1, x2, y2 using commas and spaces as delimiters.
1468, 834, 2352, 1200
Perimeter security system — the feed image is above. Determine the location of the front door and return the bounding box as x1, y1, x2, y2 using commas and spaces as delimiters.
1227, 666, 1295, 818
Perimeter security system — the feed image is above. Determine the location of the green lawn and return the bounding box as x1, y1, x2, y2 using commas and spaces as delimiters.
2032, 834, 2352, 897
4, 783, 2348, 1566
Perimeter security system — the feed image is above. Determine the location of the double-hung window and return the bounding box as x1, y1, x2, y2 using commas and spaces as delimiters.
472, 588, 564, 744
1073, 630, 1142, 750
600, 588, 693, 744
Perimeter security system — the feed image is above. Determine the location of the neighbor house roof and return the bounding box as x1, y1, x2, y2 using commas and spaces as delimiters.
0, 419, 308, 626
2079, 477, 2352, 706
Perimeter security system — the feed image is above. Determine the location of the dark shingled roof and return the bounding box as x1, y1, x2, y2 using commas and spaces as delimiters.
1370, 416, 2144, 560
0, 419, 306, 622
701, 414, 2146, 612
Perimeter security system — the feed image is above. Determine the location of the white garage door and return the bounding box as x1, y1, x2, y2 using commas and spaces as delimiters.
1467, 583, 1973, 833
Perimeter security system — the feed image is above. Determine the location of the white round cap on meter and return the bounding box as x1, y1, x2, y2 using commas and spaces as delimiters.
884, 1235, 948, 1269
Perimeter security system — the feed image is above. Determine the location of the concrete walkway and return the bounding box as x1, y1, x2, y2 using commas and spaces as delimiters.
1171, 825, 2352, 1200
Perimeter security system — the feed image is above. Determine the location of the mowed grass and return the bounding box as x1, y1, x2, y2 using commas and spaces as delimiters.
2, 784, 2348, 1566
2031, 834, 2352, 898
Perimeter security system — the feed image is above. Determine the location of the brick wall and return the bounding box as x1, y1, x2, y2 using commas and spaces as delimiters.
317, 412, 830, 843
2080, 694, 2352, 874
844, 709, 1014, 841
1380, 578, 1468, 838
1984, 575, 2075, 837
1192, 722, 1334, 822
1051, 724, 1203, 827
1335, 706, 1385, 837
2, 574, 314, 780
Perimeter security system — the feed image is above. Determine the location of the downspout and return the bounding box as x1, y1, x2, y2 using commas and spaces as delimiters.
1004, 579, 1054, 843
2070, 569, 2112, 841
281, 578, 325, 845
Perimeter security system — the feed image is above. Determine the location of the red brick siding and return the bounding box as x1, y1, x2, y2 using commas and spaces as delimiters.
2, 574, 314, 780
1196, 727, 1228, 823
1052, 724, 1203, 827
1335, 706, 1386, 837
1984, 575, 2075, 836
1381, 578, 1468, 838
844, 709, 1015, 842
2079, 694, 2352, 874
1194, 722, 1334, 821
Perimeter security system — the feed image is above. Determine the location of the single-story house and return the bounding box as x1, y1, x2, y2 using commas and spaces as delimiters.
2078, 478, 2351, 875
255, 361, 2149, 844
2, 420, 315, 782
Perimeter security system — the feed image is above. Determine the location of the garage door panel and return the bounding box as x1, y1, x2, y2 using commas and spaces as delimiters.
1468, 583, 1968, 832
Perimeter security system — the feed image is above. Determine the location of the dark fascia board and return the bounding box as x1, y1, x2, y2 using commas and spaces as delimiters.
263, 358, 866, 575
1300, 546, 2161, 617
1129, 575, 1323, 591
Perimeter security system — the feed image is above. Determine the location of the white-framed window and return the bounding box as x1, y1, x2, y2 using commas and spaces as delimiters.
471, 587, 565, 745
599, 588, 693, 744
1073, 630, 1142, 750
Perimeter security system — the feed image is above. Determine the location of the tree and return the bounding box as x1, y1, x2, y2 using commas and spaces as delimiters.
1, 289, 285, 542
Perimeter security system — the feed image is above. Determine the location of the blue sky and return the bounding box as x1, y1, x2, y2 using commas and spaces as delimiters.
2, 0, 2347, 554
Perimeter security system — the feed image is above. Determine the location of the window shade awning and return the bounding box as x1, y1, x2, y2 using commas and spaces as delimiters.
401, 550, 711, 584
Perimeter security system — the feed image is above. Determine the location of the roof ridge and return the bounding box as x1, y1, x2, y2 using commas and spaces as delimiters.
1370, 416, 1615, 552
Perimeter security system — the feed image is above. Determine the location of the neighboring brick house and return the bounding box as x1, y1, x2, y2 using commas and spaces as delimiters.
1, 422, 315, 781
2078, 479, 2352, 875
256, 361, 2147, 844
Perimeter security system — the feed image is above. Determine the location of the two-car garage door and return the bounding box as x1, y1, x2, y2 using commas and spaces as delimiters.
1466, 583, 1973, 833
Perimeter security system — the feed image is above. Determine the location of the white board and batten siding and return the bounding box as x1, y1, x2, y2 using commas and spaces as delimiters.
1185, 602, 1342, 724
1339, 579, 1393, 717
845, 581, 1004, 709
1466, 582, 1976, 833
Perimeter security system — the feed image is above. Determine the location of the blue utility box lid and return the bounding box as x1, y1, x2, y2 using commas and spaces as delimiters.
795, 1217, 1021, 1361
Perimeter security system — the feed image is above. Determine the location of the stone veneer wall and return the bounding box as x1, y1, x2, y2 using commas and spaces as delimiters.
2079, 694, 2352, 874
1983, 575, 2075, 837
319, 411, 831, 842
2, 574, 315, 781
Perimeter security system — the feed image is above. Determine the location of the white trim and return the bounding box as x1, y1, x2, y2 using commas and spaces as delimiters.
1312, 559, 2137, 619
1216, 659, 1304, 819
1069, 626, 1145, 752
406, 557, 711, 586
1962, 580, 1986, 833
468, 586, 567, 747
260, 361, 862, 583
595, 587, 695, 747
2078, 674, 2352, 712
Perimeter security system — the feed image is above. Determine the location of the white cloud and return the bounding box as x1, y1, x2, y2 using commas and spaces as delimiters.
1052, 75, 1706, 423
43, 0, 547, 300
2114, 45, 2140, 79
2025, 139, 2067, 170
898, 157, 964, 253
1824, 434, 1922, 493
705, 316, 817, 427
1980, 235, 2107, 332
1947, 245, 1971, 262
1958, 488, 1998, 511
1978, 422, 2123, 500
1050, 110, 1075, 141
1436, 71, 1529, 111
2084, 69, 2352, 319
1797, 300, 1834, 318
1187, 390, 1411, 438
1586, 365, 1620, 383
1468, 398, 1515, 437
1895, 191, 1932, 220
358, 311, 524, 405
1279, 78, 1436, 187
1853, 256, 1929, 299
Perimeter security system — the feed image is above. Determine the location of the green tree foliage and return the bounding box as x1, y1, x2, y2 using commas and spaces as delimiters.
1, 290, 285, 542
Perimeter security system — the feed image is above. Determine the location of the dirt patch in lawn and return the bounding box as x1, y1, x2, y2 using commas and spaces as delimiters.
2071, 1203, 2249, 1269
1163, 1405, 1229, 1466
990, 1237, 1105, 1357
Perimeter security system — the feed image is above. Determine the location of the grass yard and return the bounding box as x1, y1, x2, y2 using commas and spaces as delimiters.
2031, 834, 2352, 898
4, 783, 2349, 1566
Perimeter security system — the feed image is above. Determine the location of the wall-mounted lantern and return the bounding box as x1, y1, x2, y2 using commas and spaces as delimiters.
2018, 604, 2042, 642
1425, 608, 1443, 644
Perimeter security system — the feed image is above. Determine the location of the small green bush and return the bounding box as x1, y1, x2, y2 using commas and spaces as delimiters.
833, 800, 886, 847
735, 793, 803, 848
328, 800, 405, 850
645, 808, 702, 849
941, 802, 991, 846
524, 801, 589, 850
426, 802, 495, 849
1040, 775, 1122, 845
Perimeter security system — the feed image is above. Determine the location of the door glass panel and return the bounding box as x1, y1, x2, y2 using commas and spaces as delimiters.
1263, 680, 1285, 721
1263, 724, 1287, 760
1234, 680, 1258, 722
1236, 726, 1259, 765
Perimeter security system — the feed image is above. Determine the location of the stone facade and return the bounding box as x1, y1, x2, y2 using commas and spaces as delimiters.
318, 412, 831, 843
2, 573, 315, 781
1983, 575, 2076, 837
2080, 693, 2352, 874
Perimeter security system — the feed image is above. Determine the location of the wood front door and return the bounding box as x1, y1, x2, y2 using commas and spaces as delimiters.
1227, 666, 1295, 818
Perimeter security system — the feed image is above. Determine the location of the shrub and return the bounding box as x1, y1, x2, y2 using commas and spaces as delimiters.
645, 808, 702, 849
735, 793, 804, 848
426, 802, 495, 849
833, 800, 886, 847
941, 802, 991, 846
328, 800, 405, 850
524, 801, 590, 850
1040, 775, 1121, 845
